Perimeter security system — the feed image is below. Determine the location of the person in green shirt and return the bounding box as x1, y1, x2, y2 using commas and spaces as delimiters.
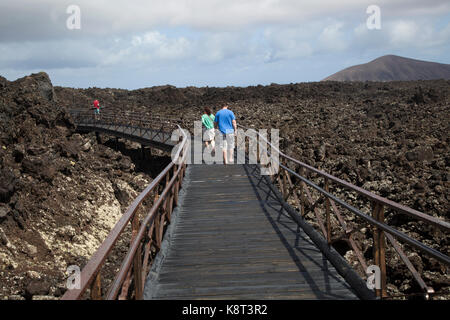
201, 107, 215, 151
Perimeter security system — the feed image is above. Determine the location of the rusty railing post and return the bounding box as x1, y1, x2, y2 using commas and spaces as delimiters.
90, 271, 102, 300
154, 192, 161, 249
299, 167, 305, 217
282, 161, 288, 201
325, 178, 331, 245
133, 243, 143, 300
173, 164, 179, 206
372, 202, 387, 298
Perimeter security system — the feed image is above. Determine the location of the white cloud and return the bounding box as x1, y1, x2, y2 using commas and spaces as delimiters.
352, 18, 450, 55
132, 32, 191, 59
0, 1, 449, 87
0, 40, 103, 70
388, 20, 450, 48
101, 31, 250, 66
1, 0, 449, 41
319, 22, 348, 51
389, 20, 420, 45
196, 32, 249, 63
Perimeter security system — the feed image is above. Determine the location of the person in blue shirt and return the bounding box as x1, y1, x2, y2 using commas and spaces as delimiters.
214, 105, 237, 164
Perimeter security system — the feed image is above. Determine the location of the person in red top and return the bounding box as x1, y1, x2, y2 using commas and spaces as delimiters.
93, 99, 100, 119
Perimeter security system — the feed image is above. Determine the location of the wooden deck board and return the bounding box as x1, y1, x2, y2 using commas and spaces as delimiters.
144, 162, 358, 300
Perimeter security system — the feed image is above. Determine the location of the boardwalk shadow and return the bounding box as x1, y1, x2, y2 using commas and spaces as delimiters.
243, 164, 353, 299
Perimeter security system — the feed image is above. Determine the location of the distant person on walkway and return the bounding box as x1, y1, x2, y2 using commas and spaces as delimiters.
214, 104, 237, 164
93, 99, 100, 119
202, 107, 215, 152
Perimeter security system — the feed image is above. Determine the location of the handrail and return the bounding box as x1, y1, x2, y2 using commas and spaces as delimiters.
62, 114, 188, 300
237, 124, 449, 299
69, 109, 180, 125
239, 125, 449, 231
106, 149, 188, 299
61, 166, 169, 300
279, 162, 449, 264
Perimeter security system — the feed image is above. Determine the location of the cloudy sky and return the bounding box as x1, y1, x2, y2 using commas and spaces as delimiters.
1, 0, 449, 89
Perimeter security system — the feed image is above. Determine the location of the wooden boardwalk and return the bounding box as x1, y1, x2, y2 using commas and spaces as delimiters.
71, 114, 449, 301
144, 162, 358, 299
73, 120, 360, 300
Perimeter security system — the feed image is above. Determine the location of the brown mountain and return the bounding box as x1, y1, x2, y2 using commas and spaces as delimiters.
323, 55, 450, 81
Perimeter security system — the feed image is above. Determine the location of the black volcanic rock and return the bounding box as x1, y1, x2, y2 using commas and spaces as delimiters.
0, 76, 7, 88
0, 168, 17, 203
0, 72, 167, 300
323, 55, 450, 81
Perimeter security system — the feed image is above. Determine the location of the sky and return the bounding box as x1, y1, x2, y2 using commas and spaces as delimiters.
0, 0, 449, 89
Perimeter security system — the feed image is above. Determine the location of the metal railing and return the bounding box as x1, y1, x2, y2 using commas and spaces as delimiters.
238, 124, 449, 299
70, 109, 181, 125
62, 112, 188, 300
69, 110, 181, 146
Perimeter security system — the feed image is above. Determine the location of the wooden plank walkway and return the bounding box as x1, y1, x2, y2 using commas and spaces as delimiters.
74, 121, 359, 300
144, 162, 358, 300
